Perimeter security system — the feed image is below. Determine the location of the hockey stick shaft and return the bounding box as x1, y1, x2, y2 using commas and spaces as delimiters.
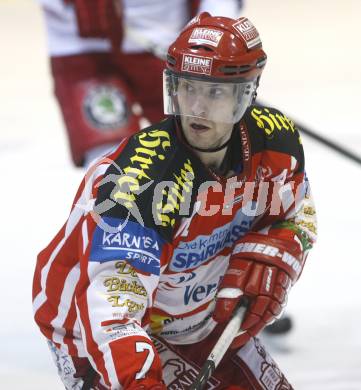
189, 303, 247, 390
256, 99, 361, 166
296, 121, 361, 166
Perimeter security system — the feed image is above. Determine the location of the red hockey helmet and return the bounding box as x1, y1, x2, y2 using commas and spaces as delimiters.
163, 13, 267, 124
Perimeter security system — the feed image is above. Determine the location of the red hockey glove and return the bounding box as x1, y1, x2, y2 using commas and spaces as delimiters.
213, 234, 304, 349
66, 0, 123, 50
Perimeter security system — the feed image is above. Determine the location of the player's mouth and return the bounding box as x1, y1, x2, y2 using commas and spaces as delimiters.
190, 122, 211, 132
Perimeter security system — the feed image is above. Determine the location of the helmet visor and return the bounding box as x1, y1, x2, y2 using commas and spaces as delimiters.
163, 70, 256, 124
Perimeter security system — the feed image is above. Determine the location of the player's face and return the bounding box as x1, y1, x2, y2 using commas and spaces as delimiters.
177, 78, 236, 149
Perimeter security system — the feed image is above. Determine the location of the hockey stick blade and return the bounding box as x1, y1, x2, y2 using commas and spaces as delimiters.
190, 302, 248, 390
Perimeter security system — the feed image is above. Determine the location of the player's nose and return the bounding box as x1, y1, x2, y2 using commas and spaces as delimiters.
190, 96, 208, 117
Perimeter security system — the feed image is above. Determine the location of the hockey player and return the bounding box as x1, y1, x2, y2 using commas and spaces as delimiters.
37, 0, 243, 167
33, 13, 317, 389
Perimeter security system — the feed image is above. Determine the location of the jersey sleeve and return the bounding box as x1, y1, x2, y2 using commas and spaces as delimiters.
75, 215, 168, 388
237, 106, 317, 281
33, 144, 169, 388
32, 157, 112, 350
32, 173, 88, 344
77, 217, 167, 388
74, 128, 180, 388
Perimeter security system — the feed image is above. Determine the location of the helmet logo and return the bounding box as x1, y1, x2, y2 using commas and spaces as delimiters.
181, 54, 213, 75
232, 18, 261, 49
189, 28, 224, 47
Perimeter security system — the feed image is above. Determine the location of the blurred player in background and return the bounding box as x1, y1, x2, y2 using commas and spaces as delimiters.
37, 0, 243, 167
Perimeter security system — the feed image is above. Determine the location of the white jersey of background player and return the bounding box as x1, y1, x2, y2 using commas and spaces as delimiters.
37, 0, 244, 167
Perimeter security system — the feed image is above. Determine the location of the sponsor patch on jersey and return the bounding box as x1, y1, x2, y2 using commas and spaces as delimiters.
106, 296, 145, 312
183, 278, 221, 305
109, 128, 171, 223
232, 18, 261, 49
188, 28, 224, 47
158, 256, 228, 312
167, 271, 196, 285
102, 322, 141, 341
169, 206, 255, 271
90, 216, 164, 275
83, 84, 128, 130
250, 107, 297, 138
155, 158, 195, 228
104, 277, 148, 298
181, 54, 213, 75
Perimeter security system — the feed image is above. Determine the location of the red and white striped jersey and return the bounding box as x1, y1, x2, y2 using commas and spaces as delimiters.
33, 106, 317, 389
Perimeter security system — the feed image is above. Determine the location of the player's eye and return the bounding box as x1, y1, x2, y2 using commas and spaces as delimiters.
209, 87, 224, 99
184, 82, 196, 93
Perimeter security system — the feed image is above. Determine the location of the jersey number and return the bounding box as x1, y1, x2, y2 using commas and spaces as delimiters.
135, 342, 155, 379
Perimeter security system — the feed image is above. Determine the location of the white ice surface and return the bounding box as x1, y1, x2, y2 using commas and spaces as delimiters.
0, 0, 360, 389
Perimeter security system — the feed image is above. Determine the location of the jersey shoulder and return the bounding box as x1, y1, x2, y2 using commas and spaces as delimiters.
244, 104, 305, 172
94, 118, 209, 242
